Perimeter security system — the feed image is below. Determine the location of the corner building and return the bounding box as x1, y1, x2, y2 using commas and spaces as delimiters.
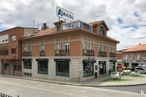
21, 20, 119, 81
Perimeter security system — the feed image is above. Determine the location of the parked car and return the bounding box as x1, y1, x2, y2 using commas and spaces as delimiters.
135, 65, 146, 74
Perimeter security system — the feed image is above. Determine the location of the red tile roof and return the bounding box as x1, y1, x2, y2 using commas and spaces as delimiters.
34, 27, 56, 37
90, 20, 109, 30
124, 43, 146, 52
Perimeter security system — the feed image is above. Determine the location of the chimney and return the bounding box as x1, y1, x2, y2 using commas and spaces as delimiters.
42, 23, 49, 30
54, 20, 65, 32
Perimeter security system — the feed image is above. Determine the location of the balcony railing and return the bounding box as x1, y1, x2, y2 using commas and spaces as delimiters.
110, 52, 116, 57
22, 51, 32, 56
55, 50, 70, 56
98, 51, 107, 57
40, 51, 45, 56
0, 45, 9, 56
0, 50, 9, 55
83, 49, 94, 56
62, 20, 93, 32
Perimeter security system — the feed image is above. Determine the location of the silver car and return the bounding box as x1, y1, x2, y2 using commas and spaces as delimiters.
135, 65, 146, 74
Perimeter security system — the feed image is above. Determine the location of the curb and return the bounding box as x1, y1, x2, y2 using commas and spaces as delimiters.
0, 75, 146, 87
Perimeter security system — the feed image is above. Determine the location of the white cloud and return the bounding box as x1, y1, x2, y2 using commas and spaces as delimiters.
0, 0, 146, 50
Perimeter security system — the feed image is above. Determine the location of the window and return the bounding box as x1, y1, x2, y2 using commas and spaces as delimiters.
37, 60, 48, 74
98, 44, 105, 52
137, 54, 140, 60
64, 42, 70, 53
56, 61, 69, 77
24, 72, 32, 76
82, 41, 86, 50
89, 42, 93, 50
83, 62, 94, 77
124, 54, 128, 60
22, 42, 32, 52
23, 60, 32, 69
14, 65, 21, 71
40, 40, 45, 51
11, 48, 16, 55
11, 35, 16, 41
144, 53, 146, 59
98, 26, 106, 36
4, 64, 9, 70
55, 43, 61, 50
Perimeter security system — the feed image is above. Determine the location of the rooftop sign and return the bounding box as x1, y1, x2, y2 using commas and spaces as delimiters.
56, 6, 74, 20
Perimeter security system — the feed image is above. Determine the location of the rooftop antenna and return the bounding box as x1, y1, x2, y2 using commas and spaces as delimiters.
32, 20, 36, 32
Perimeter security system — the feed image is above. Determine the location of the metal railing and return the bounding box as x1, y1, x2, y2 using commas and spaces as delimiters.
110, 52, 116, 57
55, 50, 70, 56
98, 51, 107, 57
22, 51, 32, 56
40, 51, 45, 56
83, 49, 94, 56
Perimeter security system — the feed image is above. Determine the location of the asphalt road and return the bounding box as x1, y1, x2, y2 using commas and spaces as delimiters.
99, 85, 146, 94
0, 76, 145, 97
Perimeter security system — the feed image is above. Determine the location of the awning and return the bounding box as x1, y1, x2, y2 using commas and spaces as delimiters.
36, 58, 48, 61
22, 59, 32, 61
54, 58, 70, 62
83, 58, 96, 63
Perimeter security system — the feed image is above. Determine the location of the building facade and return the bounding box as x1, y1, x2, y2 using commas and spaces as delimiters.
0, 20, 119, 82
0, 27, 37, 76
21, 20, 119, 81
123, 43, 146, 69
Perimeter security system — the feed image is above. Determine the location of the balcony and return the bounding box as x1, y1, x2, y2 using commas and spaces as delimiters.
0, 44, 9, 56
83, 49, 94, 56
98, 51, 107, 57
55, 50, 70, 56
22, 51, 32, 57
40, 51, 45, 56
0, 49, 9, 56
62, 20, 93, 32
110, 52, 116, 57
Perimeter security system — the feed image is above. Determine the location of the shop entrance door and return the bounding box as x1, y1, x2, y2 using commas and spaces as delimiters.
99, 61, 106, 75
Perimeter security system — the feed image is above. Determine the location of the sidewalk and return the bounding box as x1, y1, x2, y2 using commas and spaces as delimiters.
0, 74, 146, 87
81, 75, 146, 87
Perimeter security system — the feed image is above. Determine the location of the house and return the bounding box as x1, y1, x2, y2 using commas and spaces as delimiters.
123, 43, 146, 69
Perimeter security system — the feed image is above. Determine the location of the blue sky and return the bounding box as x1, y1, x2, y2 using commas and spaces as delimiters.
0, 0, 146, 50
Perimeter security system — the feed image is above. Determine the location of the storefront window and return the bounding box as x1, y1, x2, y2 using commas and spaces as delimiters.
4, 63, 9, 70
56, 61, 69, 77
83, 62, 94, 77
14, 65, 21, 71
37, 60, 48, 74
23, 59, 32, 69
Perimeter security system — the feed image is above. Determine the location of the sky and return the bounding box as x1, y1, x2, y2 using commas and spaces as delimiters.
0, 0, 146, 50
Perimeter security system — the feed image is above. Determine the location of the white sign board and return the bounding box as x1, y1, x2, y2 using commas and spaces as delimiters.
56, 6, 74, 20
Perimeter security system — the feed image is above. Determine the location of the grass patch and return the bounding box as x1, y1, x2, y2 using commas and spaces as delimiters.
123, 74, 145, 78
101, 77, 132, 82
